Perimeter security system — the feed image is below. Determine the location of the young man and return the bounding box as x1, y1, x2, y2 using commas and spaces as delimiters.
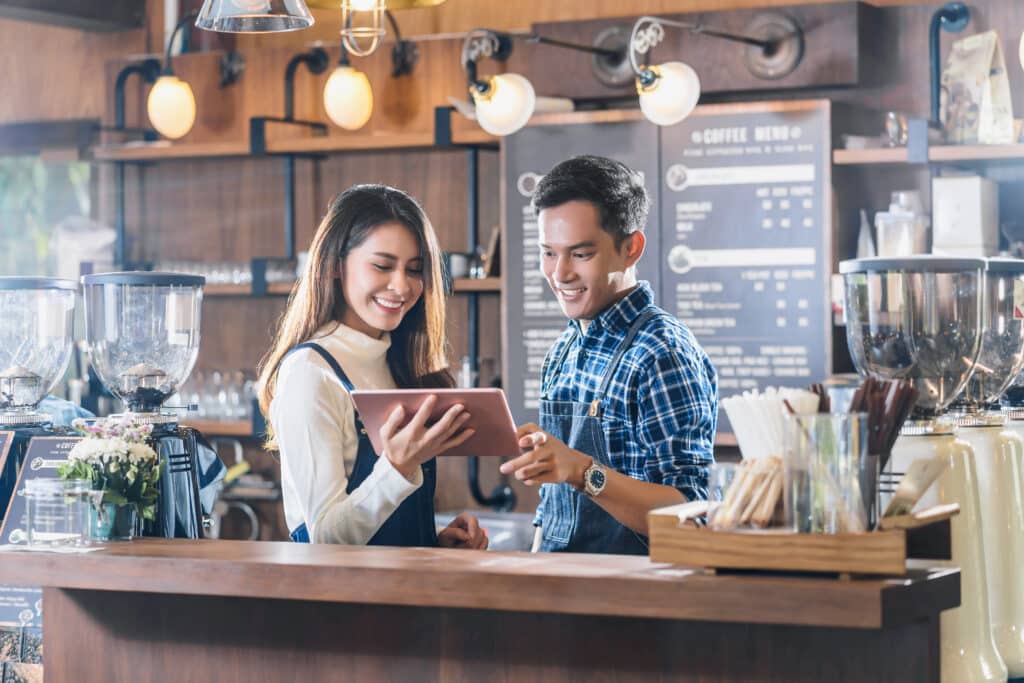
499, 155, 718, 555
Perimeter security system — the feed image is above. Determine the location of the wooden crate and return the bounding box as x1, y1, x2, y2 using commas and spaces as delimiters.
648, 505, 951, 576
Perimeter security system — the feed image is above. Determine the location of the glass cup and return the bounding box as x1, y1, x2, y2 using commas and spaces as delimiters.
783, 413, 868, 534
707, 462, 738, 529
25, 478, 91, 547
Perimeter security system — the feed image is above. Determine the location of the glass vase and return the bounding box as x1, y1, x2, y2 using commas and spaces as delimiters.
89, 500, 138, 541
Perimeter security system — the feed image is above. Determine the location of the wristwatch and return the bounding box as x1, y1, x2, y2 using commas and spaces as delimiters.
582, 461, 608, 498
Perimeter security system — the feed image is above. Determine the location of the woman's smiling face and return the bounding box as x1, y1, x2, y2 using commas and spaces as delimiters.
339, 221, 425, 338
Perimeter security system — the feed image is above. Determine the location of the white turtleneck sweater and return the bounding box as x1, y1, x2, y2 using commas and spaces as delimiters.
270, 322, 423, 544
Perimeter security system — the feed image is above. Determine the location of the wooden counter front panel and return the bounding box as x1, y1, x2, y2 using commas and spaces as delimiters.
44, 588, 938, 683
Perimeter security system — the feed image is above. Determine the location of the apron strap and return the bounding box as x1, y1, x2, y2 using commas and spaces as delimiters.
288, 342, 365, 433
289, 342, 356, 392
540, 328, 577, 400
592, 309, 660, 407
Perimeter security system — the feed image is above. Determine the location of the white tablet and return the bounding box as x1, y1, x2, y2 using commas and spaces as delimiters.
349, 388, 520, 458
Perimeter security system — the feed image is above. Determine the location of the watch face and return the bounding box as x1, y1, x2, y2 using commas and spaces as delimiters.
589, 467, 606, 489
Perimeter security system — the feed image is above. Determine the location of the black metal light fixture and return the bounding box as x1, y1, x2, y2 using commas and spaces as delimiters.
249, 47, 330, 263
305, 0, 445, 57
929, 2, 970, 123
629, 13, 804, 126
461, 28, 626, 136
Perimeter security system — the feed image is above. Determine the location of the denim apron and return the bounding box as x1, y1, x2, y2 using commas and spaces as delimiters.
286, 342, 438, 547
537, 309, 658, 554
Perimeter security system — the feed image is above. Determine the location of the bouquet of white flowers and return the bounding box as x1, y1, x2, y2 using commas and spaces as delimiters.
57, 415, 161, 521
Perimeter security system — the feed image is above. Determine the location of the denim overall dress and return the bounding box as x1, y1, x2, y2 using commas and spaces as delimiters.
287, 342, 438, 547
537, 309, 658, 554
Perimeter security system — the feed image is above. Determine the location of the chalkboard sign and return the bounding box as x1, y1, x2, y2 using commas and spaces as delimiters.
0, 436, 80, 544
658, 100, 832, 432
502, 113, 660, 424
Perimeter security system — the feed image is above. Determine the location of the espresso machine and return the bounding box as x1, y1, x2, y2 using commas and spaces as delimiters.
840, 256, 1004, 683
0, 278, 77, 513
80, 272, 225, 538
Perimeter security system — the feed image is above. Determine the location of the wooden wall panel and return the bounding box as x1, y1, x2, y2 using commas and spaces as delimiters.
0, 0, 161, 125
239, 0, 943, 48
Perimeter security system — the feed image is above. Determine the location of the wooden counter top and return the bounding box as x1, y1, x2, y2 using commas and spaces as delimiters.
0, 539, 957, 629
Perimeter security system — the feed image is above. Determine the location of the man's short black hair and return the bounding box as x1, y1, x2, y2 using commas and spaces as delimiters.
531, 155, 650, 247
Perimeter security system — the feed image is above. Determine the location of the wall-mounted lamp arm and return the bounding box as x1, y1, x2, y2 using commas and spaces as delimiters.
629, 15, 773, 78
523, 33, 622, 59
113, 59, 162, 130
164, 9, 200, 76
283, 48, 330, 121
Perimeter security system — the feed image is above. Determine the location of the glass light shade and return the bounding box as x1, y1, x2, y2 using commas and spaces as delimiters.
471, 73, 536, 137
195, 0, 314, 32
306, 0, 446, 7
637, 62, 701, 127
323, 66, 373, 131
147, 75, 196, 140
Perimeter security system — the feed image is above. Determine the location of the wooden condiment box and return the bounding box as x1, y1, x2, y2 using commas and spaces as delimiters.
647, 504, 952, 576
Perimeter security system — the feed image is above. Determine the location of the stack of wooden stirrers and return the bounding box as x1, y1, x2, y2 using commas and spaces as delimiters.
847, 376, 918, 471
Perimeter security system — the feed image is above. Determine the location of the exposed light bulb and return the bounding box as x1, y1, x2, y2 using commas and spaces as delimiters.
471, 73, 536, 137
323, 65, 373, 130
636, 62, 701, 127
146, 75, 197, 139
350, 0, 378, 10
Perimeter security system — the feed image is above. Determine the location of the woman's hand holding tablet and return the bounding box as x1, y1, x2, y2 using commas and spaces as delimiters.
377, 395, 474, 479
351, 389, 521, 460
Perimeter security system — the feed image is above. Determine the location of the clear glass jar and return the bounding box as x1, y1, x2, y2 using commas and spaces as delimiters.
25, 478, 91, 547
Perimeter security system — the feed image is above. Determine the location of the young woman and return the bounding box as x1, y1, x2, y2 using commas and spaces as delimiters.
257, 184, 488, 549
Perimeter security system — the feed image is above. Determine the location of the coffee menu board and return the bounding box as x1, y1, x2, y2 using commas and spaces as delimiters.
0, 436, 78, 629
502, 114, 660, 424
658, 101, 831, 430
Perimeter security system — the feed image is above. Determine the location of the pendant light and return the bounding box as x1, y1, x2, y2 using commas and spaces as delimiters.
147, 11, 200, 139
195, 0, 314, 33
323, 45, 373, 130
460, 29, 624, 137
635, 62, 701, 127
305, 0, 445, 56
470, 73, 535, 137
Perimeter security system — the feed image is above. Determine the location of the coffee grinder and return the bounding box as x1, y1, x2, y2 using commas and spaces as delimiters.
80, 272, 224, 539
950, 257, 1024, 678
0, 277, 77, 515
840, 256, 1004, 683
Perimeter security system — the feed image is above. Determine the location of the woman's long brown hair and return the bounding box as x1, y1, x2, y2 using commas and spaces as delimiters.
257, 184, 452, 449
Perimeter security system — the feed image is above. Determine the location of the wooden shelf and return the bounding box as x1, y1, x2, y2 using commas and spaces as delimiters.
833, 143, 1024, 167
92, 141, 251, 162
204, 283, 253, 296
184, 419, 256, 437
452, 277, 500, 293
92, 128, 498, 162
264, 133, 437, 155
265, 281, 296, 296
832, 147, 910, 165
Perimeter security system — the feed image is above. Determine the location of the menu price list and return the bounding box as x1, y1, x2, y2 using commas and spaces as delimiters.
660, 102, 830, 405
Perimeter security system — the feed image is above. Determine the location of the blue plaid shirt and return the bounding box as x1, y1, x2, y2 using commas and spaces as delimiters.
540, 282, 717, 503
